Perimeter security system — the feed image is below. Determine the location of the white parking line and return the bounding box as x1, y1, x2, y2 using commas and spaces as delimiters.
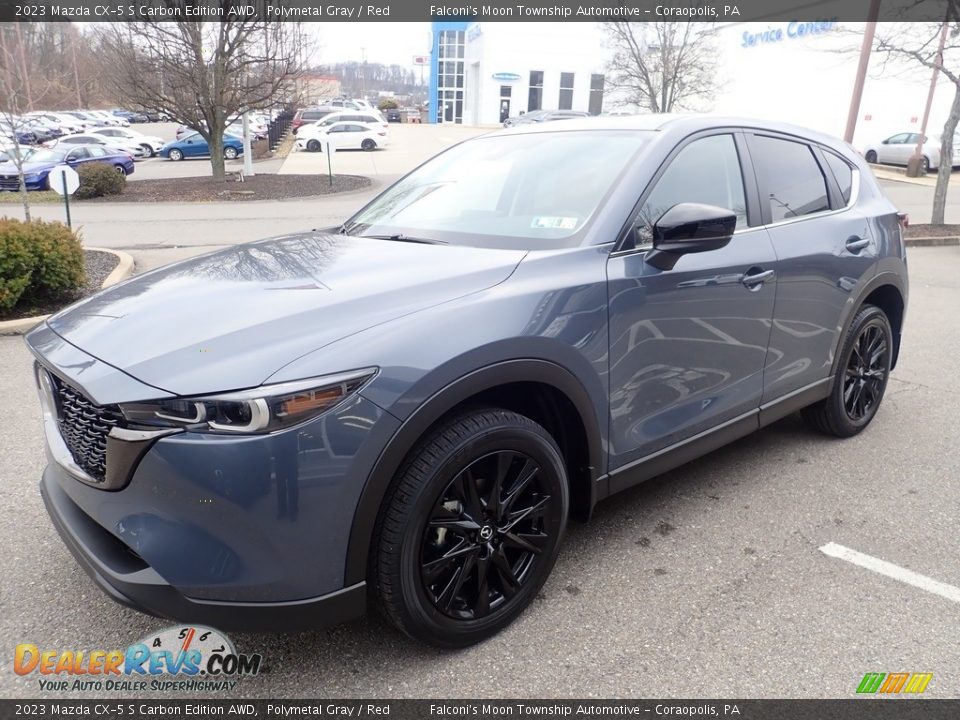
819, 542, 960, 604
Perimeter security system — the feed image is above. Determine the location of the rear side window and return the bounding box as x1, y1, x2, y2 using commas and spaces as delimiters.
752, 136, 829, 222
822, 151, 853, 205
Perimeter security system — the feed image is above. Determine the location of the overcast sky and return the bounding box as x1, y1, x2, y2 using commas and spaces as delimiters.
313, 23, 432, 67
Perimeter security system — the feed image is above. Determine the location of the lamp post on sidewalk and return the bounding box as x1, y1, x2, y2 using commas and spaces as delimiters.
906, 21, 951, 177
844, 0, 881, 144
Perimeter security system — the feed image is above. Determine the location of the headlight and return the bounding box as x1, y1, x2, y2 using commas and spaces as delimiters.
119, 368, 376, 434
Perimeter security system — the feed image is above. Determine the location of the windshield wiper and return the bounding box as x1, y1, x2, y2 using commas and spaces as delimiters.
363, 234, 447, 245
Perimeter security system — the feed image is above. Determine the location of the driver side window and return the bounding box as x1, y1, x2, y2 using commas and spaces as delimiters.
636, 134, 748, 246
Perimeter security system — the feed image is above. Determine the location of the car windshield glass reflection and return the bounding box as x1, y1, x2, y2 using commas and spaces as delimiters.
346, 130, 651, 249
22, 149, 68, 164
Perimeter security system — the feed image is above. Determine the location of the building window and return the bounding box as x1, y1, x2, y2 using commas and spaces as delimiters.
436, 31, 466, 123
528, 70, 544, 112
589, 74, 605, 116
559, 72, 574, 110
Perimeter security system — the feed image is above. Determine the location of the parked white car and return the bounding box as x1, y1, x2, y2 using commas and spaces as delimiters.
26, 112, 84, 135
295, 121, 388, 152
863, 131, 960, 173
46, 133, 145, 160
91, 127, 165, 158
308, 109, 388, 133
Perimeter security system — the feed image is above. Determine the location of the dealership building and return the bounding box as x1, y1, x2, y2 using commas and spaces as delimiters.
426, 20, 957, 149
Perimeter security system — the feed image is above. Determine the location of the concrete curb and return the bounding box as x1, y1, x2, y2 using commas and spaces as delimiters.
0, 247, 135, 336
904, 236, 960, 247
868, 164, 947, 187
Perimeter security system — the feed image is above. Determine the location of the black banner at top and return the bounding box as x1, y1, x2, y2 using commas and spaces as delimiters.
0, 0, 957, 22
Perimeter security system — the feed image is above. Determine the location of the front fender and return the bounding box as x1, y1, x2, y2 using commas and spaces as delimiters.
344, 353, 605, 587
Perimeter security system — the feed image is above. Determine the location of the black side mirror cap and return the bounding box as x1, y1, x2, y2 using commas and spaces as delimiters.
644, 203, 737, 271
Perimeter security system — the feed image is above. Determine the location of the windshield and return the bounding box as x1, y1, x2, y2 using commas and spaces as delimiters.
23, 149, 67, 164
345, 129, 650, 249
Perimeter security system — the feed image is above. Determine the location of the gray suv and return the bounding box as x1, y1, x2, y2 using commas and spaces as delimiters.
26, 115, 908, 647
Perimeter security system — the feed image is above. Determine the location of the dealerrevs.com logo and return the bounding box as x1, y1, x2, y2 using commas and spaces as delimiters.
14, 625, 262, 692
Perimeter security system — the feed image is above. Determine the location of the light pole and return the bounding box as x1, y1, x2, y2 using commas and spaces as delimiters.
906, 21, 951, 177
844, 0, 881, 145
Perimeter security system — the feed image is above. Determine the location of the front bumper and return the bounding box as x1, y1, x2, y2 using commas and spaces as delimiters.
26, 323, 402, 629
41, 470, 366, 631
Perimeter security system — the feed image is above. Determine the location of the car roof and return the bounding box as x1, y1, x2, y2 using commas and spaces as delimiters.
498, 113, 854, 153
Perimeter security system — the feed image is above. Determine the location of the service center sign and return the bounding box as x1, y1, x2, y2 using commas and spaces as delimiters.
742, 19, 838, 48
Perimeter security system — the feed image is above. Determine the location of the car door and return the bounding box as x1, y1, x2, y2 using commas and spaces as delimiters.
183, 135, 204, 157
878, 133, 909, 165
744, 132, 877, 404
606, 131, 777, 470
65, 147, 91, 166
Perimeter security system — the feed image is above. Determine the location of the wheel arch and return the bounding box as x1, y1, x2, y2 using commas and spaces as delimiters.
344, 359, 604, 587
833, 272, 906, 375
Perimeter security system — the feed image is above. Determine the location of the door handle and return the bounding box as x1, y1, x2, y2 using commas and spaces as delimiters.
845, 236, 870, 252
742, 269, 775, 288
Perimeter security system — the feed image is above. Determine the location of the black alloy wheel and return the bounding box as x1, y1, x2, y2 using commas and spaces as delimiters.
421, 449, 552, 620
374, 409, 568, 647
842, 322, 889, 422
802, 304, 892, 437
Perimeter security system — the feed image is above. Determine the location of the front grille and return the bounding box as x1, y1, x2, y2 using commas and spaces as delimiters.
51, 375, 124, 482
0, 175, 22, 190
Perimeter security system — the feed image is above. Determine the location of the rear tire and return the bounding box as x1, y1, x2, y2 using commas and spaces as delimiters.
115, 165, 126, 176
801, 304, 892, 437
920, 156, 930, 174
362, 139, 376, 151
373, 409, 568, 647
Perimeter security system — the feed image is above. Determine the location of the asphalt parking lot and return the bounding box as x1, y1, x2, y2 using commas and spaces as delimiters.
0, 244, 957, 699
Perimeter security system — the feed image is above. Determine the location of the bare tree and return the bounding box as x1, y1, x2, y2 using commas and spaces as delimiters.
603, 22, 721, 113
873, 21, 960, 225
0, 24, 57, 221
96, 16, 309, 181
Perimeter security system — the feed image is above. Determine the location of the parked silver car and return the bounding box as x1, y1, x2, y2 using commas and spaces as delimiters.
863, 131, 960, 173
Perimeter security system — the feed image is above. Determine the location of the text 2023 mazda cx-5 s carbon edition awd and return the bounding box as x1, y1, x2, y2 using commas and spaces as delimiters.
27, 116, 908, 647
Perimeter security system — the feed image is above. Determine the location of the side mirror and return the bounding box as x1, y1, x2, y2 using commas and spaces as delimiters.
645, 203, 737, 270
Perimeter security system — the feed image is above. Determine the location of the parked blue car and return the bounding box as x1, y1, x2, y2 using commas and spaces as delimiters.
26, 116, 908, 647
160, 132, 244, 161
0, 145, 134, 191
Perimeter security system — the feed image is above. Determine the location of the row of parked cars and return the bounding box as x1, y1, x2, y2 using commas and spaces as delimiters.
0, 109, 167, 190
291, 101, 390, 153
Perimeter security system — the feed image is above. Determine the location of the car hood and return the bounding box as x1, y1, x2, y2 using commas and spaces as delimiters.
0, 160, 54, 174
46, 232, 526, 397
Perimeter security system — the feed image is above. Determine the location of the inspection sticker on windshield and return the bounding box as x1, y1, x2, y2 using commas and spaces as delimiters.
531, 216, 578, 230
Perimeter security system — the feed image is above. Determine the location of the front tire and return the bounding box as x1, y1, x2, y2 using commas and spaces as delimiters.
373, 409, 568, 647
168, 148, 184, 161
306, 139, 321, 152
115, 165, 126, 176
140, 143, 154, 158
802, 304, 892, 437
865, 150, 878, 164
224, 146, 238, 160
